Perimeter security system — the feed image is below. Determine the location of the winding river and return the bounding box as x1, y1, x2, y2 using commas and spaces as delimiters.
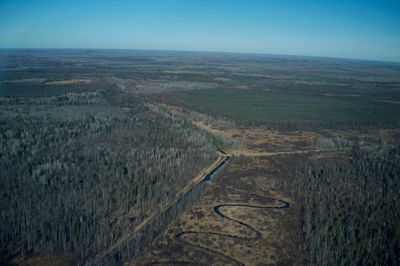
145, 184, 290, 265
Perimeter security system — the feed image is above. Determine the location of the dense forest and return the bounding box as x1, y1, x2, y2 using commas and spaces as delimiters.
0, 76, 226, 264
285, 147, 400, 265
165, 88, 400, 131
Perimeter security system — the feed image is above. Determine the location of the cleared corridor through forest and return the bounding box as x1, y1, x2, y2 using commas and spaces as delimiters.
92, 152, 230, 265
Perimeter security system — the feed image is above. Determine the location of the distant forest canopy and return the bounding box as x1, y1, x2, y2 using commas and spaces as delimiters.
171, 88, 400, 130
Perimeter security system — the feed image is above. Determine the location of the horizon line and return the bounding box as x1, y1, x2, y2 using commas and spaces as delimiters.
1, 47, 399, 65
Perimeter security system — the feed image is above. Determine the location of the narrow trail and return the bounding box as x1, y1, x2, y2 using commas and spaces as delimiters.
144, 187, 290, 266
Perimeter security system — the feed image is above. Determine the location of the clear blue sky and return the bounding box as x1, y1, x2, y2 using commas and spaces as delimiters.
1, 0, 399, 62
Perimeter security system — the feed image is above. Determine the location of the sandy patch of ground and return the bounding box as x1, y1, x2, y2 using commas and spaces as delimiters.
45, 79, 92, 85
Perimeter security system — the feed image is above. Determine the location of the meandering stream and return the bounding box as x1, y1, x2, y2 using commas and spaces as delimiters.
145, 185, 290, 265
